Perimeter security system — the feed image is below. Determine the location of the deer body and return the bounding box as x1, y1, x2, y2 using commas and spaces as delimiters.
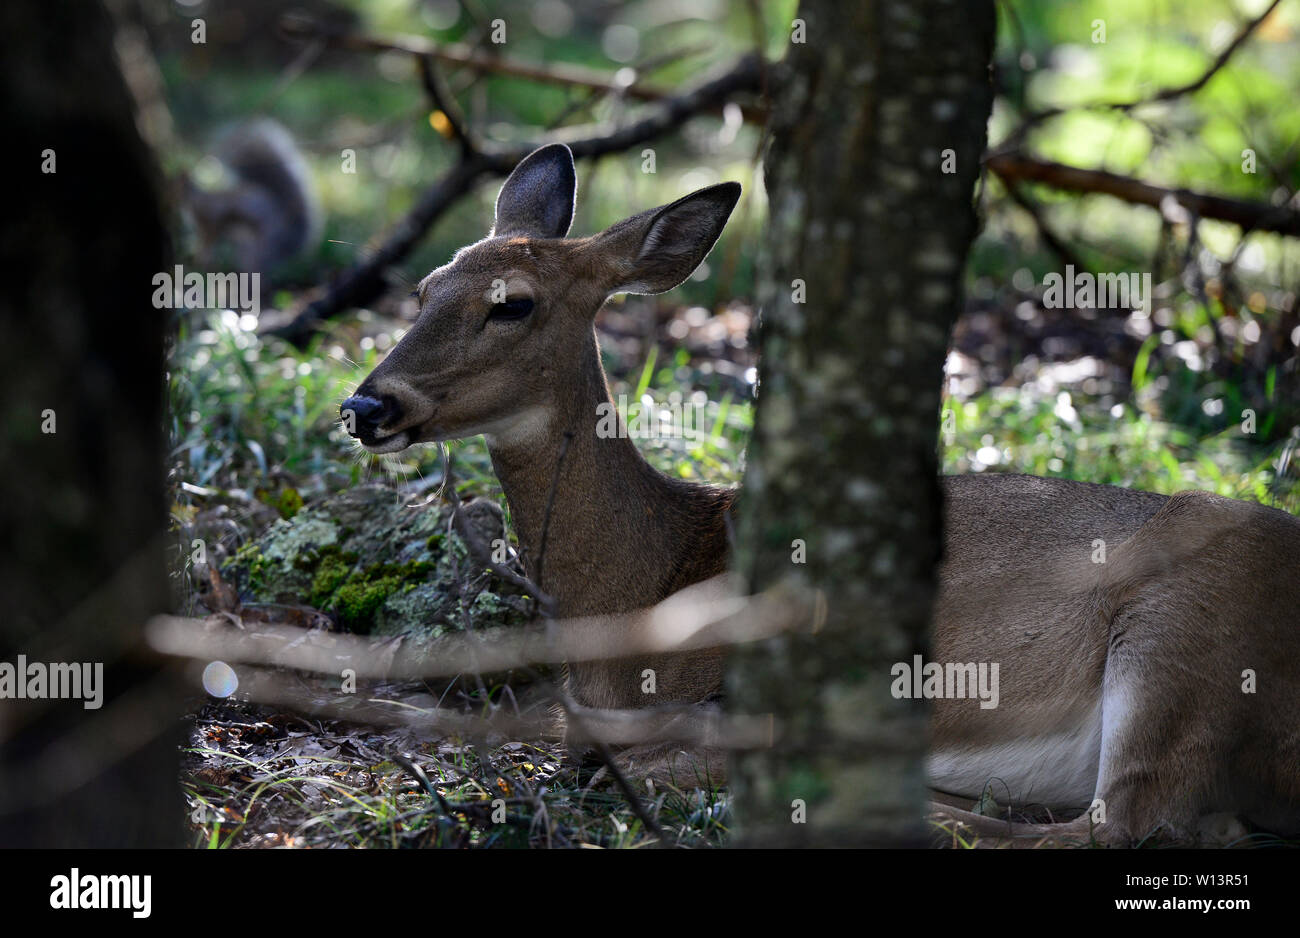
483, 324, 734, 710
343, 143, 1300, 836
931, 473, 1300, 843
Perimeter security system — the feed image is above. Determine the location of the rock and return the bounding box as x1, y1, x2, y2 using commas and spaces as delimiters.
223, 484, 528, 636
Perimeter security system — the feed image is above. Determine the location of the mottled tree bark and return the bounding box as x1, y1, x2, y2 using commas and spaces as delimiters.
0, 0, 180, 846
729, 0, 995, 846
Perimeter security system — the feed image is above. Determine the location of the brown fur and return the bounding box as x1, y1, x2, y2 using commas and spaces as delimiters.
931, 474, 1300, 844
348, 148, 741, 785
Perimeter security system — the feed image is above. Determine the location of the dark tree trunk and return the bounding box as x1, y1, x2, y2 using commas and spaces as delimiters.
729, 0, 996, 846
0, 0, 180, 846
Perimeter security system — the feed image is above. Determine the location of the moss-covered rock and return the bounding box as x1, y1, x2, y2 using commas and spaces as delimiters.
223, 484, 527, 636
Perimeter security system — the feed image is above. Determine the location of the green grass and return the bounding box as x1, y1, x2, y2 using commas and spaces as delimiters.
941, 369, 1299, 511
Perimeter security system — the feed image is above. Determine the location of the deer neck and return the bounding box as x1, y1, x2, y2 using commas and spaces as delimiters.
484, 327, 692, 618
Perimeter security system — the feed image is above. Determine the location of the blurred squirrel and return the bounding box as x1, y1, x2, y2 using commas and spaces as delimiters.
182, 118, 320, 278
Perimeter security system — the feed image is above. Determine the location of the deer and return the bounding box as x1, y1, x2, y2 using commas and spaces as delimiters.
342, 143, 1300, 843
342, 144, 740, 785
928, 474, 1300, 846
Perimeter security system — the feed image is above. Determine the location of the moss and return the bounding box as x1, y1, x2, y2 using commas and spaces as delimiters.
275, 487, 304, 519
230, 542, 268, 591
332, 575, 404, 628
375, 582, 449, 638
308, 546, 358, 608
218, 485, 520, 636
320, 557, 435, 631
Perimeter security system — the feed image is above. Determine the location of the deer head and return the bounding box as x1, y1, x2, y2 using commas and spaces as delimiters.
340, 143, 741, 453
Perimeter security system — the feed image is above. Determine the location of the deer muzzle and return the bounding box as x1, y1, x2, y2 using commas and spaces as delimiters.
340, 393, 408, 451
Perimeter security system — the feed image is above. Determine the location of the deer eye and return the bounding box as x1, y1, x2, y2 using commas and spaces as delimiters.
488, 297, 535, 321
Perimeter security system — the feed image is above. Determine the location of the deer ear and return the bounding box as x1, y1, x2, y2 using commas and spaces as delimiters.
598, 182, 741, 295
492, 144, 576, 239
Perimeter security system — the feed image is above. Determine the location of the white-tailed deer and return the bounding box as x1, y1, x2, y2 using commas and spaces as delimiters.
342, 144, 738, 784
344, 144, 1300, 841
929, 474, 1300, 845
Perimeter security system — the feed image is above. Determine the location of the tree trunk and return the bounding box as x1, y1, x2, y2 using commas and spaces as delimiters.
729, 0, 996, 846
0, 0, 180, 847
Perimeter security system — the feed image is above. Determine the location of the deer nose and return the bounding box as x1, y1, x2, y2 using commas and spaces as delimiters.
340, 394, 401, 436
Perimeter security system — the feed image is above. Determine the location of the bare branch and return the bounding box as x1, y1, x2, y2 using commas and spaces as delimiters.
439, 464, 556, 616
995, 0, 1283, 151
1001, 179, 1088, 273
416, 53, 480, 156
1116, 0, 1283, 109
280, 14, 742, 112
266, 158, 486, 342
987, 150, 1300, 238
163, 661, 776, 752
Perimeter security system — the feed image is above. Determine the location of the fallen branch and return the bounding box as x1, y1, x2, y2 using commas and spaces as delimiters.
986, 150, 1300, 238
269, 158, 487, 342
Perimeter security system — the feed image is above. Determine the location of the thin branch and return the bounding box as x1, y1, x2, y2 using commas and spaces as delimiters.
995, 0, 1283, 152
266, 158, 486, 342
986, 150, 1300, 238
531, 430, 573, 600
525, 675, 669, 845
1122, 0, 1284, 109
436, 446, 668, 838
146, 578, 807, 683
416, 52, 480, 156
1002, 179, 1087, 273
508, 54, 762, 169
439, 458, 556, 617
280, 14, 751, 113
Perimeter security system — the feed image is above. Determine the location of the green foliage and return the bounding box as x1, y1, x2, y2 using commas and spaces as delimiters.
942, 378, 1298, 511
307, 545, 356, 608
329, 563, 429, 630
168, 310, 373, 489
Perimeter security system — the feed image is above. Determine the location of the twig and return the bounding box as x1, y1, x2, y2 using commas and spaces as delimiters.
279, 14, 758, 116
267, 157, 486, 342
541, 679, 669, 846
148, 579, 803, 683
994, 0, 1283, 153
1117, 0, 1283, 109
1002, 179, 1087, 273
416, 53, 480, 156
439, 455, 556, 616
